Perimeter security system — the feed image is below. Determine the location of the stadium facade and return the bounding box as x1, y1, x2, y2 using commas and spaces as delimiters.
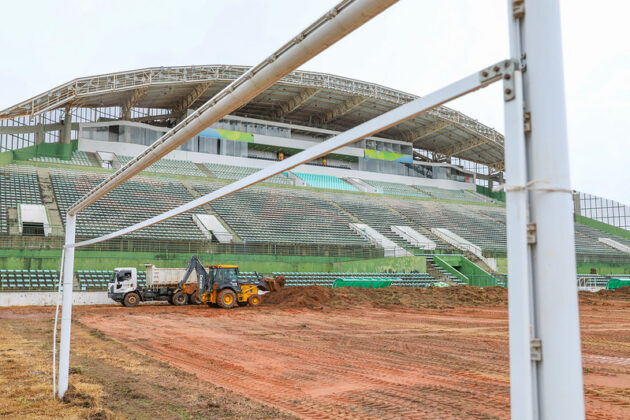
1, 65, 629, 292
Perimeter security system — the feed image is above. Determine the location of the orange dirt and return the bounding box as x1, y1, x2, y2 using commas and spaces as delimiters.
61, 287, 630, 419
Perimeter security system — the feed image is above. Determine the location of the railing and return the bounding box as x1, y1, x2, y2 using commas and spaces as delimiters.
0, 233, 387, 259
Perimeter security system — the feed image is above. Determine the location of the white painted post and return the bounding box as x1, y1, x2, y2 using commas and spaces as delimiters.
520, 1, 585, 418
504, 3, 536, 419
57, 213, 76, 399
504, 71, 536, 419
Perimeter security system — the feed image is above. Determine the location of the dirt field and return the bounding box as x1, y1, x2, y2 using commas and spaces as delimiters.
1, 286, 629, 419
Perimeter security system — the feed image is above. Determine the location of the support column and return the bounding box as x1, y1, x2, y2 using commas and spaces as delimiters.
504, 69, 536, 418
61, 109, 72, 144
57, 213, 76, 399
520, 1, 585, 418
35, 124, 45, 145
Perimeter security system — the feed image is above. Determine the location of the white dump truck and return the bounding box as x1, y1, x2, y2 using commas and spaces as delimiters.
107, 264, 200, 307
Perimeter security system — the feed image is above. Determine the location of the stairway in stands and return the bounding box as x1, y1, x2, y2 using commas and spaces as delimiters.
381, 201, 454, 251
85, 152, 102, 168
181, 180, 243, 243
36, 168, 64, 237
196, 163, 215, 178
425, 256, 460, 284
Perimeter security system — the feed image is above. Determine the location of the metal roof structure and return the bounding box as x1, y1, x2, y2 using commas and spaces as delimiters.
0, 65, 505, 170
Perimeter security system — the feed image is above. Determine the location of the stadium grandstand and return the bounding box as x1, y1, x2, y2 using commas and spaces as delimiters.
1, 65, 629, 294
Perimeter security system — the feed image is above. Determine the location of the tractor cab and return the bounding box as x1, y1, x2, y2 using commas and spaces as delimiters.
208, 265, 240, 291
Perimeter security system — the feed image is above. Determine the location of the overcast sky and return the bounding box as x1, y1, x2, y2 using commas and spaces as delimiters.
1, 1, 627, 204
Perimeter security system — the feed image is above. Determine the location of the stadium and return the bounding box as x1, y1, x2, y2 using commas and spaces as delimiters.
1, 64, 629, 288
0, 1, 629, 419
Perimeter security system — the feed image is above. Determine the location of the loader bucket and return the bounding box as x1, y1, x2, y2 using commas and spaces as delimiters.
263, 275, 286, 292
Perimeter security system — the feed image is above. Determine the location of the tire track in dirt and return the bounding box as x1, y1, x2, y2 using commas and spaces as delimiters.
76, 301, 630, 419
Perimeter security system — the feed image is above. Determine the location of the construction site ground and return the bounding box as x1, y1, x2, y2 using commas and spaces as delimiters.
1, 286, 629, 419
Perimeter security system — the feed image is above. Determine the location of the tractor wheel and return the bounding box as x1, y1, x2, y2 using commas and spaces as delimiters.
189, 293, 201, 305
217, 289, 237, 309
123, 292, 140, 308
172, 291, 188, 306
248, 294, 262, 307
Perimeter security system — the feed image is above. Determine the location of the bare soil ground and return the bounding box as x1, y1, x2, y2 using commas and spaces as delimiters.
1, 286, 629, 419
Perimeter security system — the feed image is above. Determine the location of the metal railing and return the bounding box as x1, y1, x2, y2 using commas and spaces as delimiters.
0, 232, 387, 259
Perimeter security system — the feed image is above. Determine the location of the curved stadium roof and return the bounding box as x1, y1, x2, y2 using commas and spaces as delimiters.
0, 65, 504, 170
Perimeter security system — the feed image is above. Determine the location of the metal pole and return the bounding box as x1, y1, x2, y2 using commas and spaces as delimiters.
57, 213, 76, 398
503, 70, 537, 418
504, 3, 536, 418
520, 1, 585, 418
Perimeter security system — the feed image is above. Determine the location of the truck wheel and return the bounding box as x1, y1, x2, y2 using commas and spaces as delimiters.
248, 294, 262, 307
172, 291, 188, 306
189, 293, 201, 305
123, 292, 140, 307
217, 289, 237, 309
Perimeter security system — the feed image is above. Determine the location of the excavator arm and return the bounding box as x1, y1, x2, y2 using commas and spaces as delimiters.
178, 256, 211, 297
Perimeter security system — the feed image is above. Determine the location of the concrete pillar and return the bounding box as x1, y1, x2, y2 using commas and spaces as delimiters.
60, 110, 72, 144
35, 124, 45, 145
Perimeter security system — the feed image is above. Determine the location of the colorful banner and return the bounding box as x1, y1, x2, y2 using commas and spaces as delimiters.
198, 127, 254, 143
364, 148, 412, 163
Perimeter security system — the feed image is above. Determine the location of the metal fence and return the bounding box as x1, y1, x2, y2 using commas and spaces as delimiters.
0, 233, 388, 259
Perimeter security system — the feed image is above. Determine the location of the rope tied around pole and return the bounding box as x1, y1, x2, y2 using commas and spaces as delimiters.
492, 178, 573, 194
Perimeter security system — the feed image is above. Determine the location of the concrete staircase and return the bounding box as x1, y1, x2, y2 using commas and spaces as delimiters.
36, 168, 64, 237
286, 172, 305, 186
7, 207, 19, 235
85, 152, 102, 168
430, 228, 498, 272
344, 178, 378, 193
181, 180, 243, 243
349, 223, 412, 257
598, 237, 630, 255
196, 163, 215, 178
382, 203, 454, 251
426, 256, 460, 284
462, 251, 500, 276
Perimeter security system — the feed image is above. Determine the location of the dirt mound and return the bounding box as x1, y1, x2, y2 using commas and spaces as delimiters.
614, 285, 630, 296
578, 286, 630, 306
262, 285, 335, 309
263, 285, 508, 310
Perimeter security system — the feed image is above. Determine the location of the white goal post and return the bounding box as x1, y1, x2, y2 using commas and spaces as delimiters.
55, 1, 585, 419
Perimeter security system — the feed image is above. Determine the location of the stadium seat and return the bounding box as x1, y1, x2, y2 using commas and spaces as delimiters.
31, 151, 95, 167
293, 172, 358, 192
0, 165, 43, 234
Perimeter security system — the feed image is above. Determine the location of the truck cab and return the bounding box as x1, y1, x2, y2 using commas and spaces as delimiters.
108, 267, 138, 303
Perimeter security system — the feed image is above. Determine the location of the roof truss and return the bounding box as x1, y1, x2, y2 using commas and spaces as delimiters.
312, 95, 366, 126
272, 87, 320, 118
173, 82, 213, 116
121, 87, 148, 119
404, 119, 452, 143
